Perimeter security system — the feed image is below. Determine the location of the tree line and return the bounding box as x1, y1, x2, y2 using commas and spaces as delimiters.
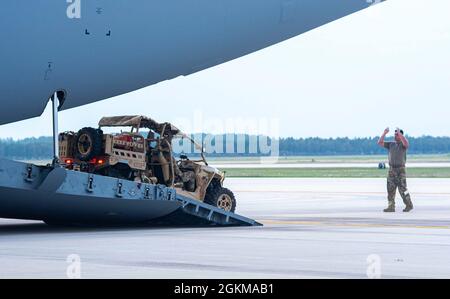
1, 135, 450, 160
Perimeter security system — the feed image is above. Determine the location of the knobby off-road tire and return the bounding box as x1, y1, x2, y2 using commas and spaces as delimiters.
75, 127, 103, 161
205, 184, 237, 213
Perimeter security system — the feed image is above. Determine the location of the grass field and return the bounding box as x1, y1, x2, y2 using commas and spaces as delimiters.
24, 155, 450, 178
209, 154, 450, 164
222, 167, 450, 178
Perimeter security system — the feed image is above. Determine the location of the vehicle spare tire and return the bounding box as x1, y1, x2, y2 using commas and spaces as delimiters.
75, 127, 103, 161
205, 185, 237, 213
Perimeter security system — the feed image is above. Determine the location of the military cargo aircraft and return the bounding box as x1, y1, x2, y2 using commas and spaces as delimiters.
0, 0, 384, 125
0, 0, 385, 226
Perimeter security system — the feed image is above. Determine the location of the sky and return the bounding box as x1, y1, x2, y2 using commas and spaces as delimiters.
1, 0, 449, 139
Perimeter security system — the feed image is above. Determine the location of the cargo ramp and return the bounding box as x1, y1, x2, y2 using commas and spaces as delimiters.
0, 159, 261, 227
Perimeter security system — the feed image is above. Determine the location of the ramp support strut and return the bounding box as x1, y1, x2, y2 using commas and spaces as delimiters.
51, 92, 59, 166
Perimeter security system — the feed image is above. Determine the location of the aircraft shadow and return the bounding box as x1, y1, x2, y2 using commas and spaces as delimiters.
0, 221, 222, 236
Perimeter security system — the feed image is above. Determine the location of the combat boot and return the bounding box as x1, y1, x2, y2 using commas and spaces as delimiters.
403, 204, 414, 212
383, 206, 395, 213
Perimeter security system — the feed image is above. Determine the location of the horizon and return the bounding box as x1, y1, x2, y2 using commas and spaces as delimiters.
0, 0, 449, 139
2, 133, 450, 142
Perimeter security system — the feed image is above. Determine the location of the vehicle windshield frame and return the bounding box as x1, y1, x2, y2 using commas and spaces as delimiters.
173, 135, 207, 165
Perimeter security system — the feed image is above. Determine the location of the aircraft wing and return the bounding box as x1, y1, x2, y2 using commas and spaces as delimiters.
0, 0, 386, 125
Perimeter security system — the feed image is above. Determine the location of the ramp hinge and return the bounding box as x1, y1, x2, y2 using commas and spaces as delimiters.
116, 180, 123, 198
86, 175, 94, 193
144, 186, 151, 199
25, 165, 34, 182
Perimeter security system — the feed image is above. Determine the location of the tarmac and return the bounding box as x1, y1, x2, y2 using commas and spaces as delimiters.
1, 177, 449, 278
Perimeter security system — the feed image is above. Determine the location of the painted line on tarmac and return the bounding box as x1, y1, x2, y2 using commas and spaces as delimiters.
259, 219, 450, 229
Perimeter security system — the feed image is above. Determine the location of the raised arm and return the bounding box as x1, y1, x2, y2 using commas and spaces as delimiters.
378, 127, 390, 148
397, 131, 410, 149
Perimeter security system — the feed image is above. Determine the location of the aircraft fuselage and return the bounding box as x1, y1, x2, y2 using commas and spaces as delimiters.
0, 0, 383, 125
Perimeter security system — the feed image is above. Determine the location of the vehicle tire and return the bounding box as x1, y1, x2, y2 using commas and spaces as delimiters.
75, 127, 103, 161
205, 185, 236, 213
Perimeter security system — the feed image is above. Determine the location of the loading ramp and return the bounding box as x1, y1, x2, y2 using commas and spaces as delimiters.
0, 158, 261, 227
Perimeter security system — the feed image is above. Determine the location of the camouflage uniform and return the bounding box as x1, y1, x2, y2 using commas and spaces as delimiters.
384, 142, 413, 209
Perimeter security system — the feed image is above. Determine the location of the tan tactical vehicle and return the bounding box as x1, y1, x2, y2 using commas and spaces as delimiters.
59, 116, 236, 212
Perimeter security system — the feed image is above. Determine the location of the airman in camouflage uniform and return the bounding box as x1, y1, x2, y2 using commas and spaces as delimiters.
378, 127, 414, 212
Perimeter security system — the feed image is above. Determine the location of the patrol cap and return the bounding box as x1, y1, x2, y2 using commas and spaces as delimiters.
395, 128, 404, 135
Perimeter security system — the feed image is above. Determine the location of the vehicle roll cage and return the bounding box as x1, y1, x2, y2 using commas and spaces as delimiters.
98, 115, 208, 165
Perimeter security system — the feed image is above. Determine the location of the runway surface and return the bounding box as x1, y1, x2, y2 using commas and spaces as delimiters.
1, 178, 450, 279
